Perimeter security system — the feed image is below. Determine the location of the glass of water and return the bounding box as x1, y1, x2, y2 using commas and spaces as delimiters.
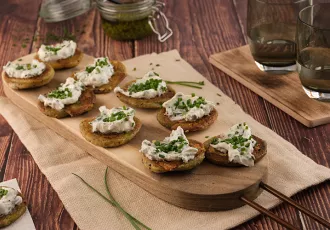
296, 3, 330, 100
247, 0, 309, 73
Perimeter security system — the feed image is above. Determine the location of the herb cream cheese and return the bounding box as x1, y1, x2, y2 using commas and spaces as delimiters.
210, 122, 257, 167
90, 106, 135, 134
140, 126, 198, 163
3, 59, 46, 78
114, 71, 167, 99
37, 40, 77, 62
75, 57, 114, 87
162, 92, 214, 121
38, 77, 84, 111
0, 187, 22, 216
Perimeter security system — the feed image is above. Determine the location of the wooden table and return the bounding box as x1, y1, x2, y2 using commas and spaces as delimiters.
0, 0, 329, 229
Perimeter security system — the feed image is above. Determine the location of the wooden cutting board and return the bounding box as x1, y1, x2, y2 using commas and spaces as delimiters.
2, 52, 268, 211
209, 45, 330, 128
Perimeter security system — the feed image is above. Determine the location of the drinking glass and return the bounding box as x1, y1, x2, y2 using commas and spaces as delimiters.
247, 0, 309, 73
296, 4, 330, 100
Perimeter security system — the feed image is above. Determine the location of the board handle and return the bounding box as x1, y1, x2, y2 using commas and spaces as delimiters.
241, 182, 330, 230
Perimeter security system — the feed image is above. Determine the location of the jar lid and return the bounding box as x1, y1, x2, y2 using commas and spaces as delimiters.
40, 0, 93, 23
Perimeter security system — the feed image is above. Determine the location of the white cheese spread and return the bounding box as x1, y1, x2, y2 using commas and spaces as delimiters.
114, 71, 167, 99
38, 77, 84, 111
90, 106, 135, 134
75, 57, 114, 87
162, 92, 214, 121
140, 126, 198, 163
210, 122, 257, 167
0, 187, 22, 216
37, 40, 77, 62
3, 59, 46, 78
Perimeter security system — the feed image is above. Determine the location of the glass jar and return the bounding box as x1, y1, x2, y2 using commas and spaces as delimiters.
96, 0, 172, 41
39, 0, 172, 42
40, 0, 92, 22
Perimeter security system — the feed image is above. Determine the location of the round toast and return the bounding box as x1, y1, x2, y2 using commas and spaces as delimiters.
204, 135, 267, 167
38, 88, 96, 119
35, 48, 83, 70
141, 139, 205, 173
3, 63, 55, 90
72, 60, 126, 94
157, 108, 218, 132
0, 187, 27, 228
116, 80, 176, 109
80, 117, 142, 147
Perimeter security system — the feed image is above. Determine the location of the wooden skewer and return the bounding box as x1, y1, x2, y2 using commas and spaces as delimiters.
241, 182, 330, 229
240, 196, 298, 230
259, 182, 330, 229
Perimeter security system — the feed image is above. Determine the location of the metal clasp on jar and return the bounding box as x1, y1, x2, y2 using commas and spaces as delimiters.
148, 1, 173, 42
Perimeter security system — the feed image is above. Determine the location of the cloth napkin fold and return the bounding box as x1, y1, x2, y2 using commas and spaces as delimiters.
1, 50, 330, 230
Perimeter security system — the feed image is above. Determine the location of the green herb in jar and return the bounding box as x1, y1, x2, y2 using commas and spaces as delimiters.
102, 17, 153, 41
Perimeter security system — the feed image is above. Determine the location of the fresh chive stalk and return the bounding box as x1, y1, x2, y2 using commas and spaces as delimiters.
166, 81, 204, 85
104, 168, 151, 230
72, 169, 151, 230
165, 81, 204, 89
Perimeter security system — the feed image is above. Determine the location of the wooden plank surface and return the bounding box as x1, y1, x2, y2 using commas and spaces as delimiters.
209, 45, 330, 127
0, 0, 329, 229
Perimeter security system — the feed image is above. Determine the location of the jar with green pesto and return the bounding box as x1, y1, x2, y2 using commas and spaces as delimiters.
96, 0, 172, 41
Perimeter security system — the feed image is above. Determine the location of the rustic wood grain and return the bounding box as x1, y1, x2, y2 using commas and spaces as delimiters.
210, 45, 330, 127
136, 0, 330, 229
0, 0, 79, 229
232, 1, 330, 229
3, 134, 77, 230
0, 0, 329, 229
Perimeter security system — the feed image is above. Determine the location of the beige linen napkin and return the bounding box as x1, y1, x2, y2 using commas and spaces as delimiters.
1, 50, 330, 230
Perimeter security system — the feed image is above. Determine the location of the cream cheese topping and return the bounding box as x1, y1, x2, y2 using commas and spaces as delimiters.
210, 122, 257, 167
114, 71, 167, 99
140, 126, 198, 163
0, 187, 22, 216
37, 40, 77, 62
38, 77, 84, 111
3, 59, 46, 78
75, 57, 114, 87
162, 92, 214, 121
90, 106, 135, 134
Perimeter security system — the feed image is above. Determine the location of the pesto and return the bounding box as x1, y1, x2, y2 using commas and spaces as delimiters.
102, 17, 153, 41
